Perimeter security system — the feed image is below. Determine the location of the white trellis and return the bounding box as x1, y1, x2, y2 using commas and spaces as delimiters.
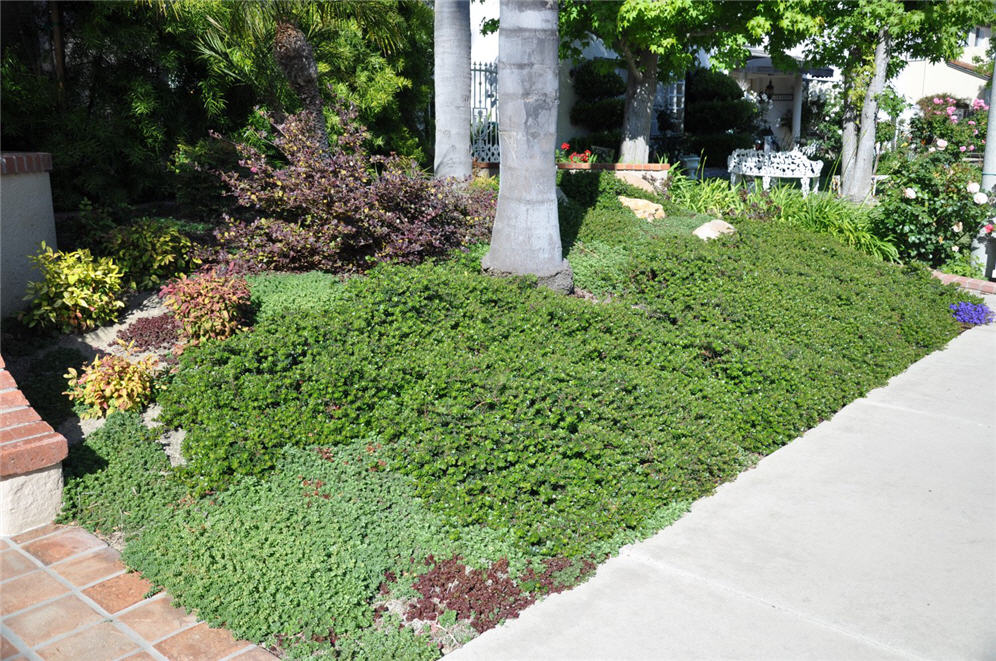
471, 61, 499, 162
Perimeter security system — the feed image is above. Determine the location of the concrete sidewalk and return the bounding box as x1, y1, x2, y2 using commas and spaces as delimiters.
451, 295, 996, 661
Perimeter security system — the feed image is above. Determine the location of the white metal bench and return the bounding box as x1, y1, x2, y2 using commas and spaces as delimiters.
727, 149, 824, 197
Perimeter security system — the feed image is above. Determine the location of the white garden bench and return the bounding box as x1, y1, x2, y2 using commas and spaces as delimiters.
727, 149, 824, 197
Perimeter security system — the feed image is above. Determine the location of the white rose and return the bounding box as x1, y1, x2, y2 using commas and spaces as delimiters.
952, 246, 960, 252
952, 222, 963, 233
903, 187, 917, 199
937, 139, 948, 149
974, 192, 989, 205
967, 182, 981, 194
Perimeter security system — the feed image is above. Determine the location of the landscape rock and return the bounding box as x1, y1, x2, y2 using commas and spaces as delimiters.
693, 219, 737, 241
618, 196, 666, 221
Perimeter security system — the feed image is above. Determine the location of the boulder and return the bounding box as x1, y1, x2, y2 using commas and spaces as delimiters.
618, 196, 666, 221
693, 219, 737, 241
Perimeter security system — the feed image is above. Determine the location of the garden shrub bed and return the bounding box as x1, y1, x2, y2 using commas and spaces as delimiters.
59, 182, 975, 658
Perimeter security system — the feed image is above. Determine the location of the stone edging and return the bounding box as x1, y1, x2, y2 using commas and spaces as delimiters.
0, 152, 54, 176
472, 161, 671, 173
0, 355, 68, 478
932, 270, 996, 294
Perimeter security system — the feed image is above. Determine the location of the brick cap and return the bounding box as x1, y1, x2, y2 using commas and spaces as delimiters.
931, 270, 996, 295
0, 433, 68, 477
1, 152, 54, 176
472, 161, 671, 172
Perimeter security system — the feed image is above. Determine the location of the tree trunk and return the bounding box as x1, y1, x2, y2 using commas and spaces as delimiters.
49, 1, 66, 108
433, 0, 472, 179
482, 0, 571, 294
839, 69, 858, 198
619, 48, 658, 164
848, 28, 890, 203
273, 19, 328, 149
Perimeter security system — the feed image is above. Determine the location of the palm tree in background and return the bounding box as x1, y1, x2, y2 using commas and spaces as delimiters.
433, 0, 472, 179
482, 0, 572, 293
156, 0, 406, 149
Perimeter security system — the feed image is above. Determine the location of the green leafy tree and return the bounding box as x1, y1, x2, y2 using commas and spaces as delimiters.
801, 0, 991, 202
558, 0, 821, 163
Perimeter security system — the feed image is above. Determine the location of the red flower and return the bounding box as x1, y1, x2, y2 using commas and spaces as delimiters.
561, 142, 570, 150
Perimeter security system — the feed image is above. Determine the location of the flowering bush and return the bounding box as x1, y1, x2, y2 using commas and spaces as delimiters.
556, 143, 594, 164
64, 343, 158, 419
911, 94, 988, 159
949, 302, 994, 326
216, 104, 494, 273
873, 148, 993, 266
159, 271, 251, 345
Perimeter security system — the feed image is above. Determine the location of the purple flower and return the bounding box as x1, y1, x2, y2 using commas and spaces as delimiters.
950, 302, 995, 325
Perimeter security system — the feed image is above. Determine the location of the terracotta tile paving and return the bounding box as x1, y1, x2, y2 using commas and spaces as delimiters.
49, 547, 125, 587
22, 529, 105, 565
0, 572, 69, 616
118, 596, 197, 641
35, 621, 139, 661
4, 595, 102, 648
1, 635, 17, 659
1, 526, 275, 660
83, 572, 154, 614
0, 550, 35, 580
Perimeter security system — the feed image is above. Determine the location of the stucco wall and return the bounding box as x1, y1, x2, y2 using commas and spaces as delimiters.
892, 60, 988, 106
1, 154, 57, 319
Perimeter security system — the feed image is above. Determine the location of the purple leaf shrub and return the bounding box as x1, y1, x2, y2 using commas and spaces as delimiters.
216, 105, 495, 273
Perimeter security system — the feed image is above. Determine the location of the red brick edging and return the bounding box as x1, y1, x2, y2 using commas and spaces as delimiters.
0, 152, 54, 176
931, 270, 996, 294
0, 355, 68, 478
472, 161, 671, 173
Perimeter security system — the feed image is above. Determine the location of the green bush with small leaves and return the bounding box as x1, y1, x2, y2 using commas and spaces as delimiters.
101, 217, 199, 290
21, 243, 125, 332
59, 411, 183, 544
160, 208, 966, 555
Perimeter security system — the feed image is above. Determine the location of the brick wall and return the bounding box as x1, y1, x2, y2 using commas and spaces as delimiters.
0, 356, 68, 478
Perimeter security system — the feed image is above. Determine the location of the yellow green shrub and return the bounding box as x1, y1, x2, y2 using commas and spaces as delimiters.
21, 242, 125, 332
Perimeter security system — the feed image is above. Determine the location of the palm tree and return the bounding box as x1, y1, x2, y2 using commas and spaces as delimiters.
482, 0, 572, 294
156, 0, 404, 149
433, 0, 472, 179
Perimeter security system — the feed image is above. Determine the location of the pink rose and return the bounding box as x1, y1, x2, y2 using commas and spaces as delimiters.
985, 223, 994, 234
973, 192, 989, 205
936, 139, 948, 149
969, 145, 975, 151
933, 98, 942, 104
968, 120, 976, 126
960, 146, 967, 152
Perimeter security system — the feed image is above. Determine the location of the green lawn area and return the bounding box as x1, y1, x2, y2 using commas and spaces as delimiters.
59, 178, 971, 659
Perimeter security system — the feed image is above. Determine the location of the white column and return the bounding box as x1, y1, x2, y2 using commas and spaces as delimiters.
791, 75, 804, 149
971, 52, 995, 279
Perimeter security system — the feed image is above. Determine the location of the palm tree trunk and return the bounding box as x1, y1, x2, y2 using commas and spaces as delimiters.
619, 47, 658, 164
433, 0, 472, 179
848, 29, 889, 203
273, 19, 328, 149
482, 0, 572, 294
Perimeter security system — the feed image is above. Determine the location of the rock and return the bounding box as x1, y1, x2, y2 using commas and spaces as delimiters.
618, 196, 666, 221
693, 219, 737, 241
614, 171, 669, 194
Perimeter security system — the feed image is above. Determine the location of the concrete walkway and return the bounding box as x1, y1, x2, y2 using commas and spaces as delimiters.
451, 295, 996, 661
